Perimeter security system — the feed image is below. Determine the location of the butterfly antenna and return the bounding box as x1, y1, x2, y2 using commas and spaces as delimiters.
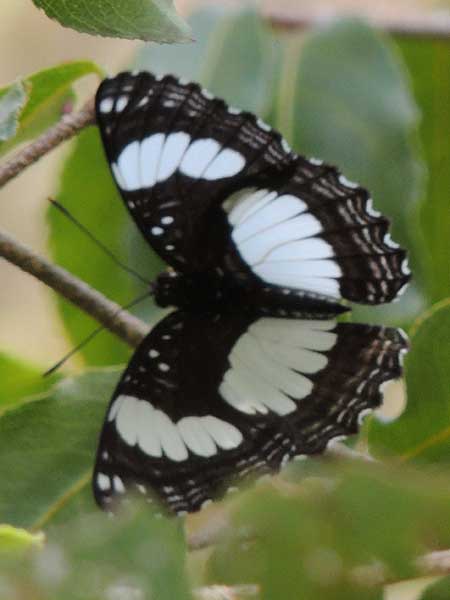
48, 197, 151, 285
42, 290, 153, 377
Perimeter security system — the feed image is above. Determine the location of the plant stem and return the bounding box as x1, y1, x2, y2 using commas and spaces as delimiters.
0, 97, 96, 189
0, 228, 149, 347
265, 6, 450, 39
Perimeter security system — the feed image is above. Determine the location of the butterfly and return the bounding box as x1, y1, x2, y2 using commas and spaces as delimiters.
93, 71, 410, 515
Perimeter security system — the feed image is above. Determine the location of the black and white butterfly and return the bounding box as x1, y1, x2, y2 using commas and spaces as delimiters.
93, 71, 410, 515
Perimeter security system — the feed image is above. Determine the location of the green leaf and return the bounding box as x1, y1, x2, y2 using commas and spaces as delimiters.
276, 20, 425, 326
199, 8, 277, 116
137, 7, 277, 115
2, 505, 192, 600
0, 61, 102, 156
0, 352, 60, 411
32, 0, 191, 43
207, 462, 450, 599
47, 126, 163, 366
369, 299, 450, 463
0, 81, 27, 141
136, 7, 224, 81
0, 525, 44, 555
420, 576, 450, 599
399, 38, 450, 304
0, 369, 119, 528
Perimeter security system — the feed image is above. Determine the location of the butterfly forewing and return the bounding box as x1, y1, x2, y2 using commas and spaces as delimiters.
96, 72, 293, 273
93, 311, 408, 515
96, 71, 410, 307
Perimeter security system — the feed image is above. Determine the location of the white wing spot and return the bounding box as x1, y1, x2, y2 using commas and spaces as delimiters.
113, 475, 125, 493
401, 258, 411, 276
224, 187, 340, 297
256, 117, 271, 132
115, 95, 129, 112
161, 216, 174, 225
140, 133, 165, 187
138, 97, 149, 108
201, 88, 214, 100
97, 473, 110, 491
281, 139, 292, 154
99, 97, 114, 113
116, 140, 140, 190
149, 349, 159, 358
220, 318, 337, 416
365, 198, 381, 217
338, 174, 359, 189
180, 138, 220, 178
151, 226, 164, 236
158, 362, 170, 372
203, 148, 245, 180
157, 131, 190, 182
112, 396, 188, 461
383, 233, 400, 249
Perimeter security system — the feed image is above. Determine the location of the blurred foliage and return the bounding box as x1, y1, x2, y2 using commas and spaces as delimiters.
32, 0, 191, 43
0, 61, 103, 156
281, 21, 426, 327
398, 38, 450, 304
1, 4, 450, 600
0, 369, 119, 527
0, 524, 44, 556
420, 576, 450, 599
369, 299, 450, 464
136, 8, 278, 116
208, 462, 450, 599
1, 504, 192, 600
0, 352, 60, 411
0, 81, 27, 142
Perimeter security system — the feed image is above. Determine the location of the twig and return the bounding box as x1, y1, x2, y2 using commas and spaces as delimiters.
265, 5, 450, 39
0, 97, 96, 189
0, 228, 149, 347
417, 550, 450, 577
193, 585, 259, 600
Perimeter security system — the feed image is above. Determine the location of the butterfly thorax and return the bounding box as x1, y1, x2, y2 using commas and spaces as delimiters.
153, 270, 240, 312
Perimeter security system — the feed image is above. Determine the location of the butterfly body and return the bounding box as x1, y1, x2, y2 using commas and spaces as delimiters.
93, 71, 410, 515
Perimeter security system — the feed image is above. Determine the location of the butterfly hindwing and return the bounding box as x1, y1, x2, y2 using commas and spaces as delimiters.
93, 310, 408, 514
96, 71, 410, 307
